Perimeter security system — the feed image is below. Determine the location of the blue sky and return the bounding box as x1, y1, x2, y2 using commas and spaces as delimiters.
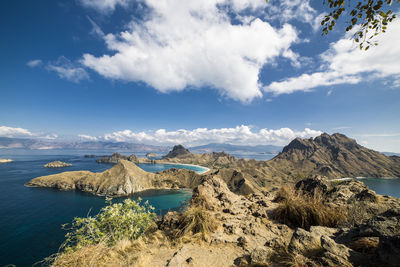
1, 0, 399, 151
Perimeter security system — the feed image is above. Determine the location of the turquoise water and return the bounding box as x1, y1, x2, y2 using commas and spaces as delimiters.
358, 178, 400, 198
0, 151, 202, 266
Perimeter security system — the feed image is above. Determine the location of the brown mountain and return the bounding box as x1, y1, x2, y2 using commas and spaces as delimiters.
162, 145, 192, 159
26, 160, 203, 197
268, 133, 400, 179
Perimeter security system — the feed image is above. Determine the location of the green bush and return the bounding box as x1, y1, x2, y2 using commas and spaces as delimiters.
61, 198, 156, 252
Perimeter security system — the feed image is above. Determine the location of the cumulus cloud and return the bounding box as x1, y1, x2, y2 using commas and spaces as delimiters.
101, 125, 322, 146
264, 18, 400, 95
81, 0, 302, 102
0, 126, 33, 138
78, 0, 131, 13
47, 56, 89, 83
26, 59, 43, 68
78, 134, 99, 141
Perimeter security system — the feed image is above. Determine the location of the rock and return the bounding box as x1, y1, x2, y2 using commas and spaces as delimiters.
288, 228, 322, 255
44, 161, 72, 168
84, 155, 97, 158
295, 176, 330, 195
0, 159, 13, 164
319, 235, 354, 267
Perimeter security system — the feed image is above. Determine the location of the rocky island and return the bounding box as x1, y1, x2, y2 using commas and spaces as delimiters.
44, 161, 72, 168
0, 158, 13, 164
27, 160, 202, 197
146, 152, 158, 158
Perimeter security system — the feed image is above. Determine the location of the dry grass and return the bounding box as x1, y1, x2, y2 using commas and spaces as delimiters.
270, 246, 322, 267
272, 186, 347, 230
348, 237, 379, 254
46, 231, 168, 267
172, 205, 218, 240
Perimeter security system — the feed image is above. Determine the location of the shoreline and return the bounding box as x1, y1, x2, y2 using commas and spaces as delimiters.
152, 161, 211, 174
332, 176, 400, 182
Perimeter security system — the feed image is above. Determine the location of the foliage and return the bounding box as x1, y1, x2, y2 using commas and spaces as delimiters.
60, 198, 156, 252
322, 0, 399, 50
272, 186, 347, 230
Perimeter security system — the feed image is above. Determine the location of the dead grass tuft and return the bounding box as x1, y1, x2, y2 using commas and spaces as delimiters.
349, 237, 379, 254
271, 186, 347, 230
270, 246, 322, 267
173, 205, 218, 240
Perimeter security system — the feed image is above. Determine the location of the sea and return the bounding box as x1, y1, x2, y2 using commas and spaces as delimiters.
0, 149, 207, 266
0, 149, 399, 266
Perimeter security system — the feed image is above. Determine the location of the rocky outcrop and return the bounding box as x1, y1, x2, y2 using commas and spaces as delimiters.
268, 133, 400, 179
0, 158, 13, 164
44, 161, 72, 168
162, 145, 192, 159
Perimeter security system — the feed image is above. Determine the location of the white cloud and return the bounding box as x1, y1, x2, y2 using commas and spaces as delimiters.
47, 56, 89, 83
266, 0, 317, 25
81, 0, 301, 102
78, 134, 99, 141
42, 134, 59, 140
264, 18, 400, 95
0, 126, 33, 138
78, 0, 131, 13
102, 125, 322, 146
26, 59, 42, 68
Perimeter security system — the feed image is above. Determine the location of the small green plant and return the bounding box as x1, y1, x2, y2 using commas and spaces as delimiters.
61, 198, 156, 252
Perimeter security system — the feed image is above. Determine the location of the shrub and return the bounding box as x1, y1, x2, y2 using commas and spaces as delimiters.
272, 186, 346, 230
61, 198, 156, 252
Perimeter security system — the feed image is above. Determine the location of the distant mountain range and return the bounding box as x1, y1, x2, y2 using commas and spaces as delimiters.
0, 137, 168, 152
189, 143, 282, 154
0, 138, 283, 154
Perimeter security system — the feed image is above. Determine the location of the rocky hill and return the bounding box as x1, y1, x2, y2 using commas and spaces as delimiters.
26, 160, 202, 197
268, 133, 400, 179
162, 145, 192, 159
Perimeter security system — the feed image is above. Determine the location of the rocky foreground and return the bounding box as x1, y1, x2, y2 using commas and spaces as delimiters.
52, 174, 400, 266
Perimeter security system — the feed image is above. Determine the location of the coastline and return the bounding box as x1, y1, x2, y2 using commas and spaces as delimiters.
154, 161, 211, 174
332, 176, 400, 182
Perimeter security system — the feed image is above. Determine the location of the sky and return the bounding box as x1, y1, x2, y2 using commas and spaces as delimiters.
0, 0, 400, 151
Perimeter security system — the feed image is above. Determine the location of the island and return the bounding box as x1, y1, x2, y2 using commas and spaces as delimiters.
44, 161, 72, 168
146, 152, 158, 158
0, 158, 13, 164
